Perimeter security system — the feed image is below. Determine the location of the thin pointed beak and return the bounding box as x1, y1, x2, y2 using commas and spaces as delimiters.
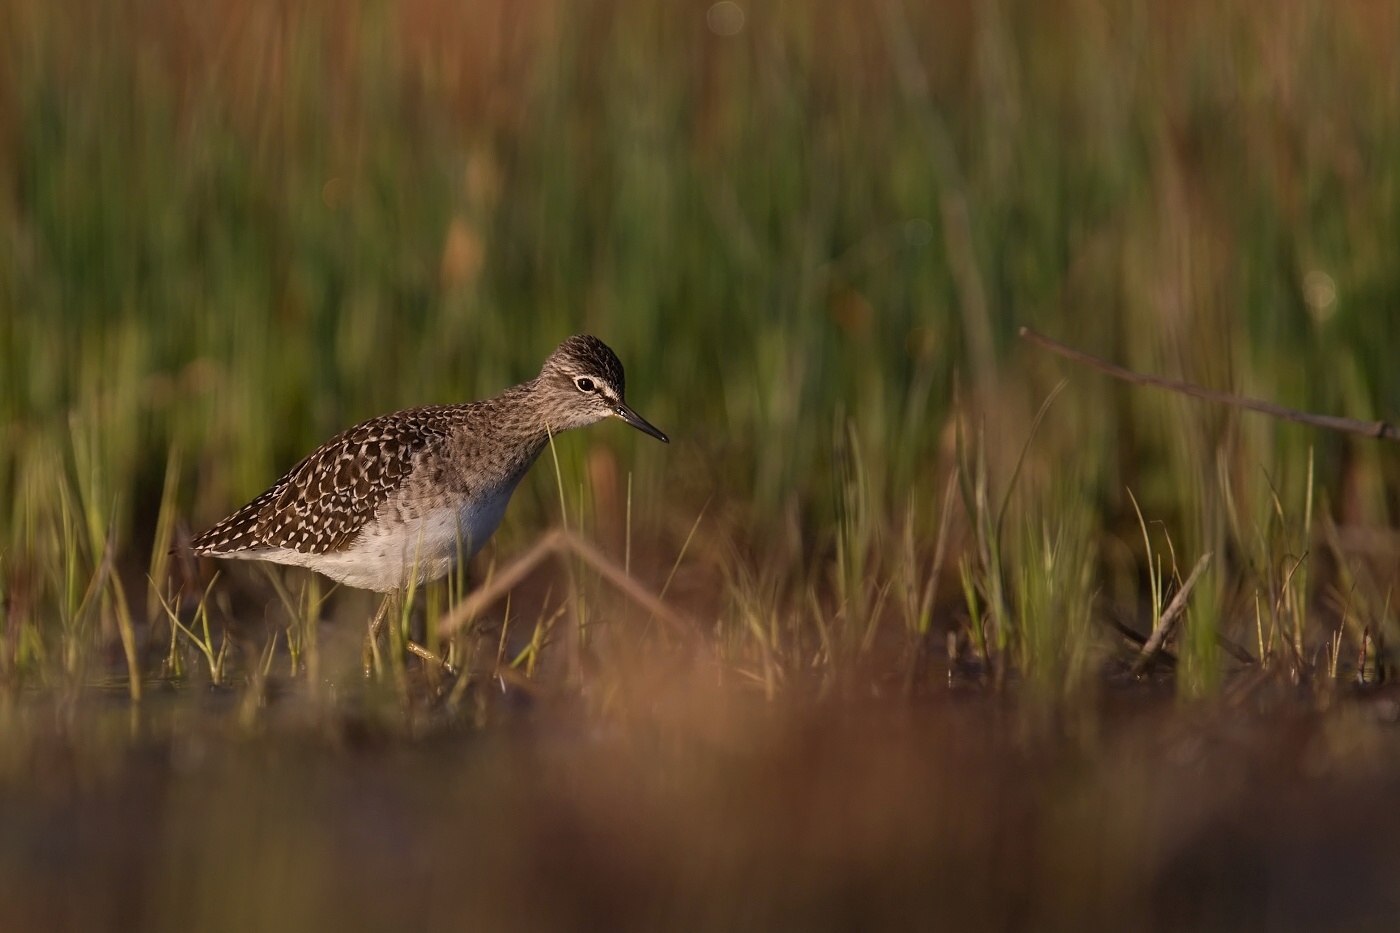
613, 402, 669, 443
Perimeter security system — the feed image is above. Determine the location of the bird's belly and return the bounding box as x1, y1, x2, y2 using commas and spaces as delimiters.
276, 484, 518, 593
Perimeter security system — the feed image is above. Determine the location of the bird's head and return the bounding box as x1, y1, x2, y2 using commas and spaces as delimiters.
536, 335, 669, 442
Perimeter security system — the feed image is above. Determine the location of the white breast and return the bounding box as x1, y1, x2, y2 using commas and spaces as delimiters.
239, 481, 522, 593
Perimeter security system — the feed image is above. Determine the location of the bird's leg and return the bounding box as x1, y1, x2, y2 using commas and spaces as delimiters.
405, 640, 459, 677
362, 593, 393, 678
363, 588, 456, 681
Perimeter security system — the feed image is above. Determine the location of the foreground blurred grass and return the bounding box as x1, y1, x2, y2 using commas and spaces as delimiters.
2, 0, 1400, 694
4, 687, 1400, 933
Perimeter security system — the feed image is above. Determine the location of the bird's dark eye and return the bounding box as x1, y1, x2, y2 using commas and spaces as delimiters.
575, 377, 595, 393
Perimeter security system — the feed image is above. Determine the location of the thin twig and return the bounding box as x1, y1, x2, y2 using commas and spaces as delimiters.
435, 530, 692, 640
1132, 552, 1213, 677
1098, 597, 1255, 666
1019, 326, 1400, 441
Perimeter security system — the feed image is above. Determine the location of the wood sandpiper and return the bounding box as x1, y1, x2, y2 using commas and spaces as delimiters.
189, 335, 668, 649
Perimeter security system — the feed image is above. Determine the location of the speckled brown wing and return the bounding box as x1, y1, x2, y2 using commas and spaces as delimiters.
191, 406, 458, 555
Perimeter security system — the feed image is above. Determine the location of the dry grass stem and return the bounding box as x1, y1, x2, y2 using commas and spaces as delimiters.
435, 530, 693, 641
1132, 552, 1214, 677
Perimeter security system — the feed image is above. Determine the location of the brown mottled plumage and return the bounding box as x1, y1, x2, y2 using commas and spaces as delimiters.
190, 335, 668, 593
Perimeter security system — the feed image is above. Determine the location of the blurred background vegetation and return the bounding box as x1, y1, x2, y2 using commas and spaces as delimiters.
3, 0, 1400, 690
7, 2, 1400, 930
